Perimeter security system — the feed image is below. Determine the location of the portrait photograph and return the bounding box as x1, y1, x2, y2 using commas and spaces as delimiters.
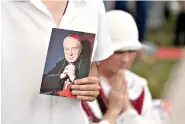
40, 28, 95, 98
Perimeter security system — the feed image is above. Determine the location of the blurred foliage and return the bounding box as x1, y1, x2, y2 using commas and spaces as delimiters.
146, 14, 177, 46
131, 58, 177, 99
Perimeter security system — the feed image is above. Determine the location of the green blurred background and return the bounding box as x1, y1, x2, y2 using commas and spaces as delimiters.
130, 15, 178, 99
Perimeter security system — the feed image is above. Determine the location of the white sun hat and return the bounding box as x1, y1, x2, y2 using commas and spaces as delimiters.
106, 10, 144, 52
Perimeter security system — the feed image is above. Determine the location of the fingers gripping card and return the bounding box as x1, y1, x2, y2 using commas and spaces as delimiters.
40, 28, 95, 98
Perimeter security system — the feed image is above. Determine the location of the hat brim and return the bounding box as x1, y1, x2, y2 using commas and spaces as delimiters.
113, 40, 147, 52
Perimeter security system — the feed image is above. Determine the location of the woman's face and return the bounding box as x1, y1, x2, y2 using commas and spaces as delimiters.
102, 51, 137, 74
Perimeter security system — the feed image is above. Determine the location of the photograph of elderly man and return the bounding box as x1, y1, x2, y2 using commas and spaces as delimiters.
40, 29, 95, 98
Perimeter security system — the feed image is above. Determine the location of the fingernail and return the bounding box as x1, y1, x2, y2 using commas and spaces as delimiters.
71, 85, 75, 89
72, 91, 76, 94
76, 96, 81, 99
74, 80, 77, 84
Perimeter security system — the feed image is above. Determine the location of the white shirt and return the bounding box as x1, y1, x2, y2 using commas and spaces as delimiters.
1, 0, 113, 124
84, 70, 162, 124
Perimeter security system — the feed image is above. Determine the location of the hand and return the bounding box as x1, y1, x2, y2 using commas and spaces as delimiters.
71, 77, 100, 101
67, 71, 76, 82
65, 64, 76, 73
62, 64, 76, 81
103, 71, 132, 124
66, 64, 76, 81
60, 72, 67, 79
60, 65, 70, 79
108, 70, 132, 112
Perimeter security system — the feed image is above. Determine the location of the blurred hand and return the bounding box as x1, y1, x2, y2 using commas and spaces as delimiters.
103, 70, 132, 124
71, 77, 100, 102
108, 70, 131, 112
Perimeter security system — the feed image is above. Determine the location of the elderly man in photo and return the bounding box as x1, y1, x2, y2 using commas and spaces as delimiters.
41, 34, 91, 98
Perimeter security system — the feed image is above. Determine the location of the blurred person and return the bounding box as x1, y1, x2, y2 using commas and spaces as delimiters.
115, 1, 148, 42
163, 57, 185, 124
147, 1, 166, 29
1, 0, 114, 124
82, 10, 162, 124
174, 1, 185, 46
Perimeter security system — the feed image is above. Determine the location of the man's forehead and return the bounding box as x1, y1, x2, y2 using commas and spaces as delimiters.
63, 37, 80, 47
64, 37, 79, 43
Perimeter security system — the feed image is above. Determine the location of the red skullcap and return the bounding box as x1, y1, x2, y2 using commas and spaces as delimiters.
67, 34, 80, 41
